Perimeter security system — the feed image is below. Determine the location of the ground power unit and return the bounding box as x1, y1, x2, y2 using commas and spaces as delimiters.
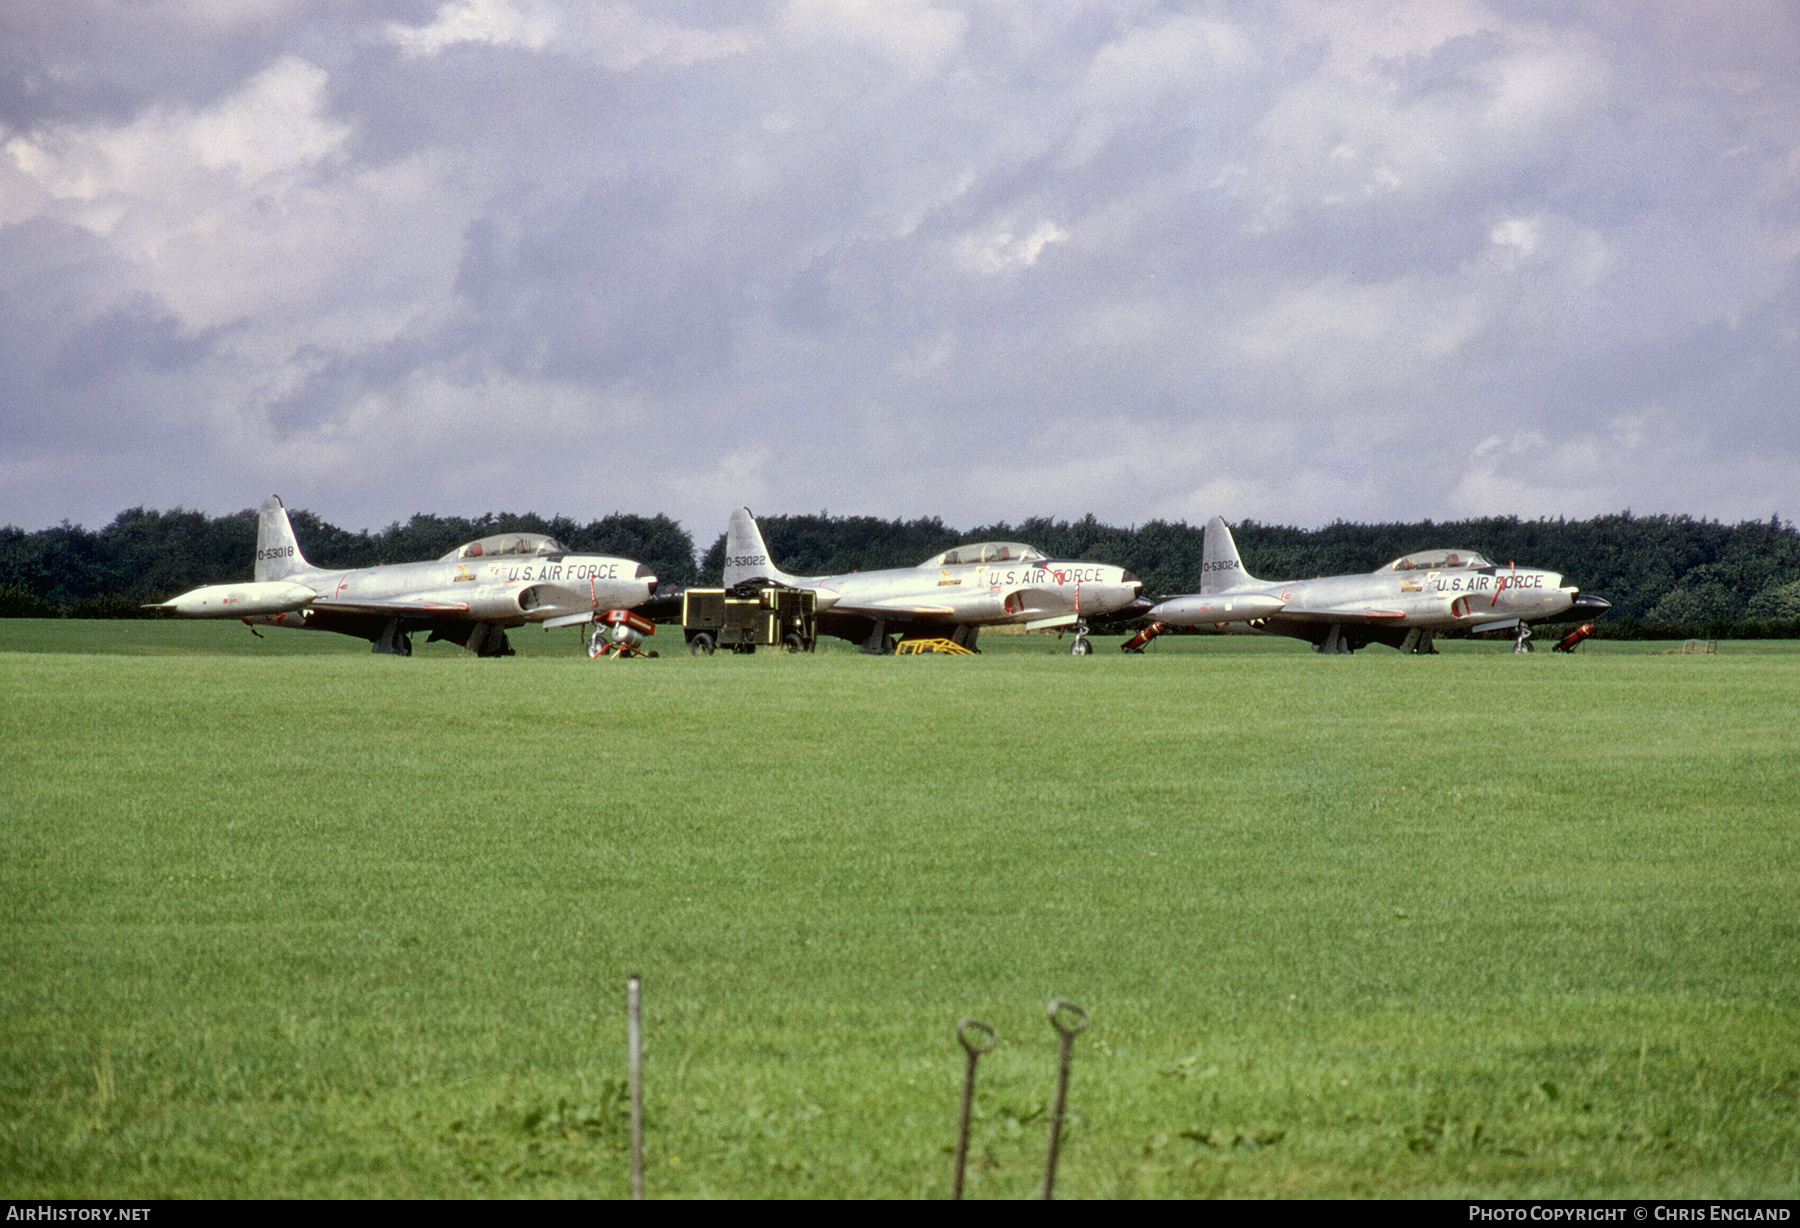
682, 585, 817, 655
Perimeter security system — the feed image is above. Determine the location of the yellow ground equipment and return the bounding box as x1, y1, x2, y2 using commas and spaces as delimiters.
895, 637, 975, 655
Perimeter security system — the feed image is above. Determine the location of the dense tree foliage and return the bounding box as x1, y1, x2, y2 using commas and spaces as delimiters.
7, 505, 1800, 636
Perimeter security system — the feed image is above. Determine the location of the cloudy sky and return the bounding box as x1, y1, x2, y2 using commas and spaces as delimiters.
3, 0, 1797, 541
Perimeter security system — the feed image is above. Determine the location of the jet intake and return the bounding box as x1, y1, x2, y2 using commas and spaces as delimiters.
458, 586, 541, 620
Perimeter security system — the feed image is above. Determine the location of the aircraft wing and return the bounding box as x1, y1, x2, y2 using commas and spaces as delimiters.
1276, 605, 1409, 622
830, 597, 960, 618
310, 596, 473, 616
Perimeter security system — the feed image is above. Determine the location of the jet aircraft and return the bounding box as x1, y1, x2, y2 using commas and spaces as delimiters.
721, 507, 1142, 654
1135, 516, 1609, 654
152, 496, 659, 656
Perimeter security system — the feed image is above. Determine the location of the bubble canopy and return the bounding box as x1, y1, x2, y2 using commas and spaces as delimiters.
441, 533, 565, 561
1380, 548, 1494, 573
920, 542, 1047, 568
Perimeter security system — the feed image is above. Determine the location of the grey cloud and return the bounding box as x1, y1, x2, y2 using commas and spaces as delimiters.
2, 1, 1797, 539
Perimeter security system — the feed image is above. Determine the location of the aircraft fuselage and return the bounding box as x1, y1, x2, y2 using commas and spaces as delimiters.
250, 552, 654, 635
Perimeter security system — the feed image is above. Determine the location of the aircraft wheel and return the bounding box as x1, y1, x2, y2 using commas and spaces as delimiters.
1070, 636, 1092, 656
688, 633, 715, 657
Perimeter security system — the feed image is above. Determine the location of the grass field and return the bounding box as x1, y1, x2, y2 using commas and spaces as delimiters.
3, 620, 1797, 1198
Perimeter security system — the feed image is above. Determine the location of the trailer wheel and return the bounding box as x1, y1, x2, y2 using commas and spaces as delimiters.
688, 632, 715, 656
783, 632, 805, 653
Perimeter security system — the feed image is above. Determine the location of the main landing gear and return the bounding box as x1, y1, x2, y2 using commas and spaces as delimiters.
1398, 628, 1438, 655
373, 619, 413, 656
861, 618, 896, 655
1315, 624, 1355, 654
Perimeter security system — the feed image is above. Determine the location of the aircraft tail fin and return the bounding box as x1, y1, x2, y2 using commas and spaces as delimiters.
722, 507, 801, 589
254, 496, 311, 582
1200, 516, 1257, 594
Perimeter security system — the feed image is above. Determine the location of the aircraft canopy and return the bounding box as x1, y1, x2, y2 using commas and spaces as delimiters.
1380, 548, 1494, 573
921, 542, 1047, 568
441, 533, 566, 561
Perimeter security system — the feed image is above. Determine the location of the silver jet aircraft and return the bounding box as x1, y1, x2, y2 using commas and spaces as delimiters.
152, 496, 658, 656
721, 507, 1142, 653
1138, 516, 1609, 653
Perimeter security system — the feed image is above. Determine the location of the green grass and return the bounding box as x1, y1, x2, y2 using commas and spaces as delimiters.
2, 621, 1798, 1197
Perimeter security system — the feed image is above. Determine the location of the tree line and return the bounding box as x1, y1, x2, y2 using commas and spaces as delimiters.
5, 505, 1799, 636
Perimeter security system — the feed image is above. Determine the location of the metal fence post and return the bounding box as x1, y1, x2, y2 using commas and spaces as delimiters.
1038, 999, 1088, 1200
951, 1019, 996, 1199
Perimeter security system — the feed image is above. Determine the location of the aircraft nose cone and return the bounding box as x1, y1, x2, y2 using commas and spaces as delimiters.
1569, 592, 1611, 617
1122, 570, 1141, 592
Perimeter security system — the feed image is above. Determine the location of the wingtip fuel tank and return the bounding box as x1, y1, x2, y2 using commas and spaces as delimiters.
1147, 593, 1288, 624
150, 581, 317, 617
